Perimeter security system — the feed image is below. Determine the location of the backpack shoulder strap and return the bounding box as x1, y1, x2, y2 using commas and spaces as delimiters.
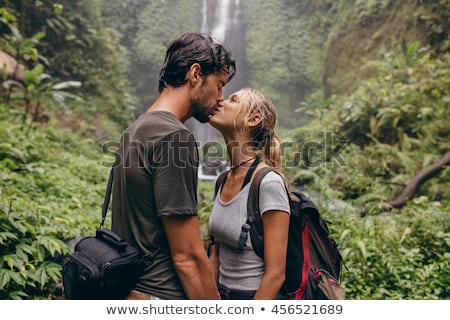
247, 167, 276, 222
241, 157, 262, 190
236, 167, 276, 256
214, 170, 229, 200
213, 156, 261, 200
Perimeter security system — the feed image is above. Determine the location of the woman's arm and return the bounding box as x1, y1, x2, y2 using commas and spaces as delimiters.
253, 209, 290, 300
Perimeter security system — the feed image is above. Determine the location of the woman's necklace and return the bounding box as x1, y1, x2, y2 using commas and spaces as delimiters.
230, 157, 256, 170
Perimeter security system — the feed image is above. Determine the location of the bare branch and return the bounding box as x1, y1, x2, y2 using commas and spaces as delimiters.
388, 151, 450, 208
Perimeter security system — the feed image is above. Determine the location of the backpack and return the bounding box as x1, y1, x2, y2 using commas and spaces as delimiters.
213, 166, 345, 299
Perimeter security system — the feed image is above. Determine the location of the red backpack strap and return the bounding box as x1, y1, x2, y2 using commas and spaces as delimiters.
294, 220, 310, 299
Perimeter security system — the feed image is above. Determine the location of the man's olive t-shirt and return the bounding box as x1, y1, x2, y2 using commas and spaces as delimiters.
111, 111, 199, 299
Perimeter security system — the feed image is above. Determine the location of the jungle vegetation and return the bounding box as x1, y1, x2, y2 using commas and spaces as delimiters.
0, 0, 448, 299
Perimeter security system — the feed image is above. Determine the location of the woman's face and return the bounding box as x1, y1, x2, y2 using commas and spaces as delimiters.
208, 89, 248, 131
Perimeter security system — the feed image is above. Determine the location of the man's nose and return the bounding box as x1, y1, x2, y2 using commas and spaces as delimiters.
217, 89, 224, 101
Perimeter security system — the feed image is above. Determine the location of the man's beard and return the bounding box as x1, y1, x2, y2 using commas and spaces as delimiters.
191, 99, 213, 123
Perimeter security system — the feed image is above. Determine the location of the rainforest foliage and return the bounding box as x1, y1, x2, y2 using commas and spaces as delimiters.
0, 0, 448, 299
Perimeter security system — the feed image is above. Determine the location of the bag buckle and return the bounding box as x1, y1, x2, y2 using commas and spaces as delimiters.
237, 223, 250, 253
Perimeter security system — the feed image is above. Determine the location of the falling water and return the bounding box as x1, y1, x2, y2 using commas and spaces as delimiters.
200, 0, 208, 33
223, 0, 248, 96
211, 0, 231, 43
185, 0, 248, 146
186, 0, 233, 145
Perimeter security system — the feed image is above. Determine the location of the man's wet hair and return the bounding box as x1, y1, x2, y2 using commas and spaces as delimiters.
158, 32, 236, 93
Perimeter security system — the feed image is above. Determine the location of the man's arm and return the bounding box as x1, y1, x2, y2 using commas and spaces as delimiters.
209, 242, 220, 284
162, 214, 219, 299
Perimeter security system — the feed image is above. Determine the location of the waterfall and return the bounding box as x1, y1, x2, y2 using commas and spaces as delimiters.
185, 0, 248, 147
200, 0, 208, 33
211, 0, 231, 43
222, 0, 248, 96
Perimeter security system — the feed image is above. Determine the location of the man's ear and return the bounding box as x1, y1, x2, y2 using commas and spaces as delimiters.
248, 113, 262, 128
186, 63, 202, 86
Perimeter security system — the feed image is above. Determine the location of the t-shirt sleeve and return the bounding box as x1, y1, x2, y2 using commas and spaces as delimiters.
152, 129, 199, 217
259, 172, 290, 216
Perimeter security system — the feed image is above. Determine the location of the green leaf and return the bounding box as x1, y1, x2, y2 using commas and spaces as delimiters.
35, 268, 49, 290
407, 41, 420, 58
399, 227, 412, 243
41, 261, 62, 283
3, 254, 16, 269
2, 79, 23, 90
401, 37, 408, 58
5, 269, 25, 286
37, 236, 66, 256
7, 216, 30, 235
8, 290, 29, 299
52, 81, 82, 90
369, 115, 378, 135
0, 231, 18, 245
356, 240, 368, 260
15, 243, 35, 260
0, 269, 11, 289
0, 143, 28, 163
23, 64, 45, 86
9, 25, 22, 41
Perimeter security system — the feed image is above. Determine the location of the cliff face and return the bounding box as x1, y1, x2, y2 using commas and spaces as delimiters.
240, 0, 448, 126
322, 0, 449, 97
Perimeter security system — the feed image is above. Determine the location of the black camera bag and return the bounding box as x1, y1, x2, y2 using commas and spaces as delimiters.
62, 167, 157, 299
62, 229, 142, 299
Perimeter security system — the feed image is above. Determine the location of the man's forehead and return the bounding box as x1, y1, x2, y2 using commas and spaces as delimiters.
217, 68, 230, 82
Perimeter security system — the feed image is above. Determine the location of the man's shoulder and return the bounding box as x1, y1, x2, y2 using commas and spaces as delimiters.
136, 111, 183, 127
130, 111, 193, 141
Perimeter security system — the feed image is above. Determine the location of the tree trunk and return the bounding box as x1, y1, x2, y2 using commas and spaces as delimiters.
20, 0, 27, 38
388, 151, 450, 208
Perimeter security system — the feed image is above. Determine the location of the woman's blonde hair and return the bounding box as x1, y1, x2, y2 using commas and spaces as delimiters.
238, 87, 283, 173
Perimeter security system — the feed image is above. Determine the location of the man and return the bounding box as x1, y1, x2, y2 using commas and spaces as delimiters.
111, 33, 235, 299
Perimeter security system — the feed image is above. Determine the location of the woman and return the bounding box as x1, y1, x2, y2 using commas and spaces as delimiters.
208, 87, 290, 300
